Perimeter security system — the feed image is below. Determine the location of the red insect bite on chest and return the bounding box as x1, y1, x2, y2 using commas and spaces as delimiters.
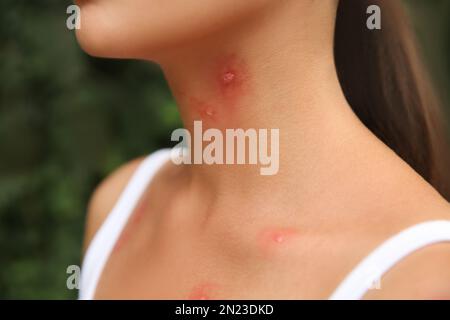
258, 227, 299, 254
187, 283, 218, 300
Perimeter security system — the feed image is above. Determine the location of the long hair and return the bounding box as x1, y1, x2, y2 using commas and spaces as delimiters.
334, 0, 450, 200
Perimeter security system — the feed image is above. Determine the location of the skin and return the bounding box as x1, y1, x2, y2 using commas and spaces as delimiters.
77, 0, 450, 299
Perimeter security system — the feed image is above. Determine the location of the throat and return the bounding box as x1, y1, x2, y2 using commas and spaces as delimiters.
156, 2, 370, 204
167, 52, 252, 128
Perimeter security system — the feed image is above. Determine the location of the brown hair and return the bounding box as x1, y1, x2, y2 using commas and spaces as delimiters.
334, 0, 450, 199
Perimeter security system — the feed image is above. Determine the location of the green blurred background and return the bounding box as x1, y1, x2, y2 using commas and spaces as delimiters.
0, 0, 449, 299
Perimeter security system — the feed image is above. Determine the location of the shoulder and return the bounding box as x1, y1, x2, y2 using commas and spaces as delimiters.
354, 168, 450, 300
363, 196, 450, 299
82, 156, 146, 254
364, 239, 450, 300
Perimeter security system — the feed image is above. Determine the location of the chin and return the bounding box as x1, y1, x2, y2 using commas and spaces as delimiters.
75, 29, 127, 59
75, 12, 129, 58
75, 28, 169, 61
74, 2, 139, 59
75, 18, 173, 60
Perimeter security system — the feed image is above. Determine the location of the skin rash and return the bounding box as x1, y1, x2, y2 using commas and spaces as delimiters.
112, 54, 271, 249
214, 54, 249, 102
185, 228, 299, 299
177, 54, 251, 124
187, 283, 219, 300
258, 227, 299, 255
112, 196, 299, 299
110, 55, 290, 297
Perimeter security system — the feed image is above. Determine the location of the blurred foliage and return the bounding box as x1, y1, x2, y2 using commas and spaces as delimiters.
0, 0, 448, 299
0, 0, 180, 299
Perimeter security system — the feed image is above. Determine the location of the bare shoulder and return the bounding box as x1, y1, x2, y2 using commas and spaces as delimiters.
82, 156, 146, 254
364, 197, 450, 300
364, 241, 450, 300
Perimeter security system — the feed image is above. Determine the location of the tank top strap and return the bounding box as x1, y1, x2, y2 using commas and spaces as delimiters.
79, 149, 172, 299
329, 220, 450, 300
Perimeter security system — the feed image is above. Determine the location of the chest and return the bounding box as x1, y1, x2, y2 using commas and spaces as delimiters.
93, 210, 358, 299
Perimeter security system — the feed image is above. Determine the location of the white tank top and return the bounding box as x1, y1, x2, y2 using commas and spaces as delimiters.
79, 149, 450, 300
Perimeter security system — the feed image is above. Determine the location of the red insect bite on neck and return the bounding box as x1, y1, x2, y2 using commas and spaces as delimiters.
215, 54, 249, 100
222, 71, 236, 85
188, 96, 217, 121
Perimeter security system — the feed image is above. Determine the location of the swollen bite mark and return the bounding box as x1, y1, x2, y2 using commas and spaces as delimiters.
188, 96, 217, 121
222, 71, 236, 85
273, 234, 285, 244
203, 106, 216, 118
215, 54, 249, 101
188, 283, 218, 300
259, 227, 299, 254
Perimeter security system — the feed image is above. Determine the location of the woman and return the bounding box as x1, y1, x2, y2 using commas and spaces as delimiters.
76, 0, 450, 299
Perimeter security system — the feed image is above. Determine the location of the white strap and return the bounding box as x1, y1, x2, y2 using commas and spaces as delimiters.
329, 220, 450, 300
79, 149, 171, 300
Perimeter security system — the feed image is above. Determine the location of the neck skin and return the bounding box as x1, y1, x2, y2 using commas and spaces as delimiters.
155, 1, 385, 219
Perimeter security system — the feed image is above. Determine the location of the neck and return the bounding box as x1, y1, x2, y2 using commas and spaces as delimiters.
155, 0, 368, 204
